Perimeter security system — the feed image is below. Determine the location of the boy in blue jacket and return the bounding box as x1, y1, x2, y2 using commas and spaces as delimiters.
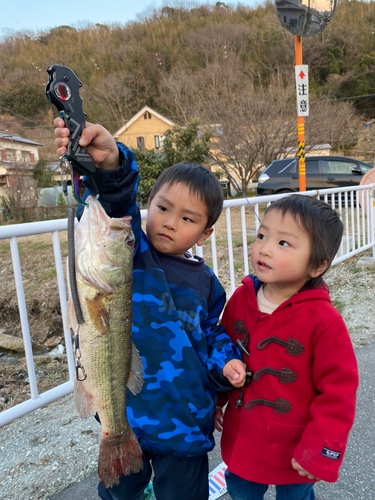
54, 119, 246, 500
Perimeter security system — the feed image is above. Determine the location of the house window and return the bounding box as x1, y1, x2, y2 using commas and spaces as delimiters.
144, 113, 147, 120
148, 113, 152, 119
144, 112, 152, 119
21, 151, 31, 163
5, 149, 16, 161
154, 135, 164, 149
137, 137, 145, 150
0, 150, 6, 162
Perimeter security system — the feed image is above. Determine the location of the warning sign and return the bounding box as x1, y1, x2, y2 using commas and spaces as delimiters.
295, 65, 309, 117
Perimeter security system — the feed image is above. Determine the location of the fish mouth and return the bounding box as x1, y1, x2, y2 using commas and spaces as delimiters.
258, 260, 271, 269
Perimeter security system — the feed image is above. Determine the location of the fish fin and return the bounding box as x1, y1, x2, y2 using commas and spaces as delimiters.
98, 429, 143, 488
126, 342, 144, 395
74, 379, 97, 418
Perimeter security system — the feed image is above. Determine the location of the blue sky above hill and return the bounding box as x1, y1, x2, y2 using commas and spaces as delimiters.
1, 0, 259, 36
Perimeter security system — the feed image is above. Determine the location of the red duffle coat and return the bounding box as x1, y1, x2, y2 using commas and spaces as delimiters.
219, 275, 358, 485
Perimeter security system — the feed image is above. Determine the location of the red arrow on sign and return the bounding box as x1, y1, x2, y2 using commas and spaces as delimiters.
298, 71, 305, 79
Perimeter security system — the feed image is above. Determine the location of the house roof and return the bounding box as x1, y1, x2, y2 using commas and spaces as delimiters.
113, 106, 175, 138
0, 131, 43, 147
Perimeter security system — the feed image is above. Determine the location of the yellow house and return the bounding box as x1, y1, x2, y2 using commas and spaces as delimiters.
113, 106, 175, 151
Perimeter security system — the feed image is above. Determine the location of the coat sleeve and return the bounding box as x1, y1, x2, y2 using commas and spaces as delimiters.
205, 273, 243, 392
293, 315, 359, 482
78, 143, 141, 248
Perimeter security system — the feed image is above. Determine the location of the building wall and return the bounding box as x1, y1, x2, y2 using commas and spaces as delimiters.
117, 113, 173, 151
0, 138, 40, 164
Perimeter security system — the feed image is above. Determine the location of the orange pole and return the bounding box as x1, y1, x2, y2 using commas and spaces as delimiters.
295, 35, 306, 192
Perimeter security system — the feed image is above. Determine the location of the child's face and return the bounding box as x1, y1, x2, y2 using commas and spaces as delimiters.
145, 182, 213, 257
251, 209, 321, 295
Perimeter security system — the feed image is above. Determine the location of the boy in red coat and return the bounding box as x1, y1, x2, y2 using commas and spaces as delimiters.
216, 195, 359, 500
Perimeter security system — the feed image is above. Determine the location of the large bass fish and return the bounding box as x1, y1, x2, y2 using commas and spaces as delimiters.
66, 196, 144, 488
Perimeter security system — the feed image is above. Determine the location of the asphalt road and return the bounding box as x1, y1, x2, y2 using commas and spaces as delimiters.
49, 342, 375, 500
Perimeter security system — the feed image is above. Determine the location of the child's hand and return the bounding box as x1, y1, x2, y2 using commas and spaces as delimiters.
54, 118, 120, 171
291, 458, 319, 480
213, 407, 224, 432
223, 359, 247, 388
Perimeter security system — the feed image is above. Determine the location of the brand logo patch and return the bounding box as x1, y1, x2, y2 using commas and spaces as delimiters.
321, 447, 341, 460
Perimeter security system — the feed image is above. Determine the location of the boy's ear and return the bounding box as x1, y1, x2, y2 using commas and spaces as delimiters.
196, 227, 214, 247
309, 259, 330, 279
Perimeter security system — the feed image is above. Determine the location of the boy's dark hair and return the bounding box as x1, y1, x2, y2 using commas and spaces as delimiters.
265, 194, 343, 286
148, 162, 224, 229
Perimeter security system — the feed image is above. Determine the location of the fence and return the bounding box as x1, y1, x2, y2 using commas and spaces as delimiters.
0, 185, 374, 427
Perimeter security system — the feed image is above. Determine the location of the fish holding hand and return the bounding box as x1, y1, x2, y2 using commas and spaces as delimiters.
67, 196, 144, 488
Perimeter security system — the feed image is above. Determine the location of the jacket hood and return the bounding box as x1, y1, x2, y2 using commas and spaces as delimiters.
242, 274, 331, 311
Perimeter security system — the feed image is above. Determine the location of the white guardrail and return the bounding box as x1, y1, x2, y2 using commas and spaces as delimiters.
1, 185, 374, 427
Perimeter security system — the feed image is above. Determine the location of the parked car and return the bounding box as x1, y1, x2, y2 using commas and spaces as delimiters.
257, 155, 374, 196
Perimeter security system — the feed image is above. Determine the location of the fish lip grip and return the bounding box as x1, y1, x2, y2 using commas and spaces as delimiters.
45, 64, 101, 202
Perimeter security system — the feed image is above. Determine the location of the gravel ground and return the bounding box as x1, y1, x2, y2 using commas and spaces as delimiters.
0, 253, 374, 500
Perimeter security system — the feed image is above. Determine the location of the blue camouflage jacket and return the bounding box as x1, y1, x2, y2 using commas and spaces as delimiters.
80, 143, 242, 457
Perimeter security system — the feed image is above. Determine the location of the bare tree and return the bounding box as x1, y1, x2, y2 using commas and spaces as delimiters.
1, 160, 38, 214
306, 97, 360, 151
208, 84, 297, 195
88, 72, 134, 124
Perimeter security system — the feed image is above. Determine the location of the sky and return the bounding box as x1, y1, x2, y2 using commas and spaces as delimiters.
0, 0, 258, 36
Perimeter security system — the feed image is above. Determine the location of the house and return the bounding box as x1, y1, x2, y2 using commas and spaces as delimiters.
0, 131, 43, 204
113, 106, 175, 151
0, 131, 41, 166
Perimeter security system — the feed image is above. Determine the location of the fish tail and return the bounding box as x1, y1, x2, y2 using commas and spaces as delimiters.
98, 430, 144, 488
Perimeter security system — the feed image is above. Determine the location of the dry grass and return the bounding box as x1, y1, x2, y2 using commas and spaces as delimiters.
0, 231, 68, 344
0, 231, 70, 411
0, 357, 69, 411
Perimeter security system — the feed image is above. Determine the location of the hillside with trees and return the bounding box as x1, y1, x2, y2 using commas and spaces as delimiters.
1, 0, 375, 181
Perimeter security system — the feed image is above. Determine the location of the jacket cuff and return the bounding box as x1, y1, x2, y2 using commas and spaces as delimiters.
293, 431, 345, 483
92, 143, 128, 193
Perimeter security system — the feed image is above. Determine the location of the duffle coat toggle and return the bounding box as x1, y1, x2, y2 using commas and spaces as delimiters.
233, 321, 301, 408
257, 336, 304, 355
234, 323, 301, 408
235, 370, 253, 408
245, 397, 292, 414
233, 319, 250, 356
253, 366, 297, 384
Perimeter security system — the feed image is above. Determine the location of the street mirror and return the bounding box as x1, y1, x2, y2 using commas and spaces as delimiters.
275, 0, 337, 37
